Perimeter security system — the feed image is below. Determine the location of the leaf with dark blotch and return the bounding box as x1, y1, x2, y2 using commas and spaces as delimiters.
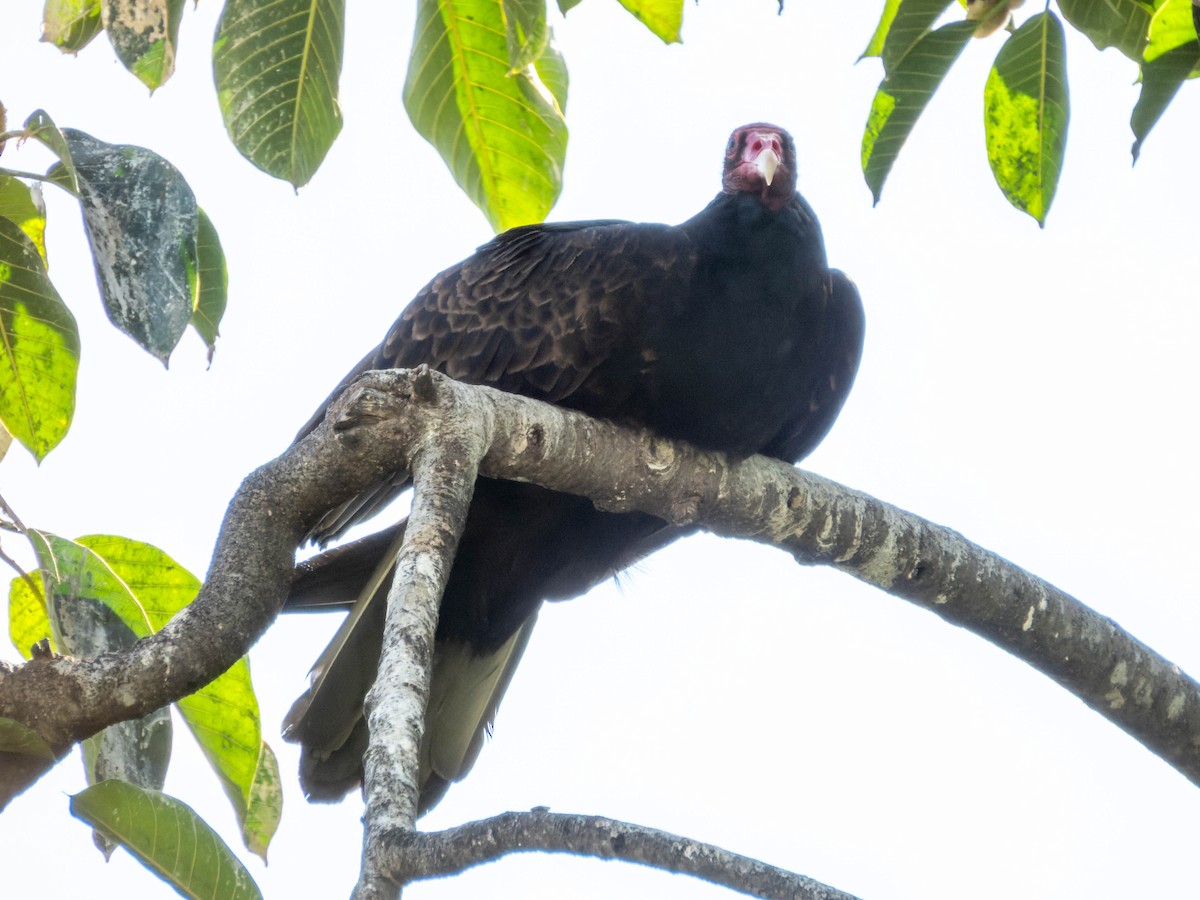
403, 0, 568, 232
983, 12, 1069, 226
75, 533, 280, 860
0, 177, 48, 265
0, 218, 79, 461
213, 0, 345, 188
101, 0, 187, 91
62, 128, 199, 365
71, 781, 263, 900
860, 0, 902, 61
1057, 0, 1153, 61
41, 0, 103, 54
0, 716, 56, 759
862, 20, 976, 204
504, 0, 549, 71
190, 208, 227, 363
880, 0, 953, 72
70, 600, 172, 860
1132, 42, 1200, 161
614, 0, 683, 44
33, 531, 174, 856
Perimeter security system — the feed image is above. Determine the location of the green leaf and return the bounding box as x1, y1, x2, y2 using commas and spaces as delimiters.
1057, 0, 1153, 61
71, 781, 263, 900
557, 0, 584, 11
8, 571, 52, 658
861, 0, 902, 60
100, 0, 186, 90
535, 34, 570, 112
614, 0, 683, 44
1144, 0, 1199, 62
1132, 41, 1200, 161
213, 0, 346, 188
0, 177, 48, 265
23, 110, 79, 194
41, 0, 103, 53
0, 423, 11, 461
862, 20, 976, 204
983, 11, 1069, 226
240, 742, 283, 861
504, 0, 549, 70
190, 207, 227, 363
75, 534, 279, 859
175, 663, 267, 843
29, 531, 152, 639
0, 218, 79, 461
0, 716, 56, 759
59, 128, 199, 365
881, 0, 953, 72
404, 0, 569, 232
74, 535, 199, 630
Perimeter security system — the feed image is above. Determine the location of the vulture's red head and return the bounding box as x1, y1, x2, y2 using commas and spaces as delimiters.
722, 123, 797, 212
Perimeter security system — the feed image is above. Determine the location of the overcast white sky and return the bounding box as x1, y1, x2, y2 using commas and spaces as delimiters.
2, 3, 1199, 899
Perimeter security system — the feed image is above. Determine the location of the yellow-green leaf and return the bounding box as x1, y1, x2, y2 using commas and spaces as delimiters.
0, 177, 48, 266
404, 0, 568, 232
983, 11, 1069, 226
30, 531, 152, 638
42, 0, 103, 53
241, 742, 283, 861
860, 0, 902, 60
862, 20, 975, 204
0, 219, 79, 461
71, 781, 262, 900
213, 0, 346, 188
1144, 0, 1198, 62
614, 0, 683, 44
8, 571, 52, 658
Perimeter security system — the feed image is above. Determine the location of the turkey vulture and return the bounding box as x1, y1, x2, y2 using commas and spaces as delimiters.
282, 123, 865, 812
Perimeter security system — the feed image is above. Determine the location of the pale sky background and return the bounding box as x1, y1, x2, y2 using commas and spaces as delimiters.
2, 3, 1199, 899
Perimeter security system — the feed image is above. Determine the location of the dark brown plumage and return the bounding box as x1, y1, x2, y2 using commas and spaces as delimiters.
282, 124, 865, 812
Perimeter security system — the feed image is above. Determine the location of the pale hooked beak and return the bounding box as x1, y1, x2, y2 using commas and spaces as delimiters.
756, 147, 781, 186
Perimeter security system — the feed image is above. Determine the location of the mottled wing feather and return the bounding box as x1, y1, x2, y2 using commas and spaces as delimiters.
304, 220, 697, 543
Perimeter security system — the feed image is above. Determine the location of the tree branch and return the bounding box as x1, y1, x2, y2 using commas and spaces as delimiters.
380, 809, 861, 900
352, 369, 487, 898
